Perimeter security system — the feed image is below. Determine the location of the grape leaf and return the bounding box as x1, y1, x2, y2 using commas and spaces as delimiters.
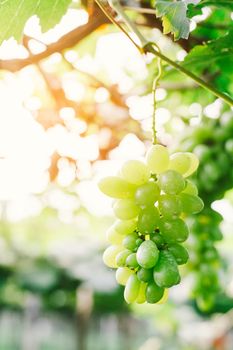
188, 0, 233, 17
183, 31, 233, 94
0, 0, 72, 44
183, 30, 233, 69
153, 0, 201, 40
197, 0, 233, 11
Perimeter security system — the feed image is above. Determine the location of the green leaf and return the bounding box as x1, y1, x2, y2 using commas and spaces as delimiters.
188, 0, 233, 17
183, 31, 233, 94
154, 0, 200, 40
0, 0, 72, 44
197, 0, 233, 11
183, 31, 233, 68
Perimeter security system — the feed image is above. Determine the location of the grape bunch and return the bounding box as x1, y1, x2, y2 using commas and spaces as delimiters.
181, 113, 233, 203
98, 145, 204, 304
186, 207, 223, 311
179, 113, 233, 311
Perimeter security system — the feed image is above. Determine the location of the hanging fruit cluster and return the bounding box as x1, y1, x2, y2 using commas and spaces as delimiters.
98, 145, 204, 304
187, 207, 223, 311
178, 113, 233, 311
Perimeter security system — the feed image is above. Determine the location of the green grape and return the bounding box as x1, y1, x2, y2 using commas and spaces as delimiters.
216, 152, 229, 173
183, 153, 199, 178
116, 267, 134, 285
114, 219, 137, 235
168, 243, 189, 265
146, 145, 169, 174
225, 139, 233, 155
126, 253, 139, 268
138, 206, 160, 234
193, 144, 211, 162
158, 194, 182, 218
136, 282, 147, 304
121, 160, 150, 185
169, 152, 191, 175
202, 162, 221, 181
150, 233, 165, 249
98, 176, 136, 199
103, 245, 123, 268
136, 238, 143, 247
116, 249, 131, 267
106, 226, 124, 245
146, 281, 164, 304
124, 274, 140, 303
135, 182, 160, 207
153, 250, 180, 288
158, 170, 185, 195
204, 247, 218, 262
159, 218, 189, 243
113, 199, 139, 220
137, 267, 153, 282
179, 193, 204, 214
123, 232, 139, 251
136, 240, 159, 269
196, 294, 215, 312
182, 180, 198, 196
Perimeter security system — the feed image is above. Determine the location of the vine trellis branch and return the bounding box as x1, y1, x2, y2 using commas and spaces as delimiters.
96, 0, 233, 107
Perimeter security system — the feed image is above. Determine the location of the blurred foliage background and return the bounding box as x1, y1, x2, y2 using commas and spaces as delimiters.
0, 0, 232, 349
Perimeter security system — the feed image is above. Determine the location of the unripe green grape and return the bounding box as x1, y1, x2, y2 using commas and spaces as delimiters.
114, 219, 137, 235
135, 182, 160, 207
116, 249, 132, 267
103, 245, 124, 268
136, 238, 143, 247
146, 282, 164, 303
168, 243, 189, 265
159, 218, 189, 243
98, 176, 136, 199
182, 153, 199, 178
193, 144, 211, 162
136, 282, 147, 304
182, 180, 198, 196
116, 267, 134, 285
153, 250, 180, 288
216, 152, 229, 173
157, 289, 169, 304
158, 194, 182, 218
138, 206, 160, 234
203, 247, 218, 262
196, 294, 215, 312
168, 152, 191, 175
124, 274, 140, 303
137, 268, 153, 282
106, 226, 124, 245
136, 240, 159, 269
146, 145, 169, 174
158, 170, 185, 195
179, 193, 204, 214
123, 232, 139, 251
121, 160, 150, 185
113, 199, 139, 220
126, 253, 139, 269
202, 162, 221, 181
150, 233, 165, 249
225, 139, 233, 155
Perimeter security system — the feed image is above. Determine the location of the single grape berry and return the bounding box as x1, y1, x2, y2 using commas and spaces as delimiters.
136, 240, 159, 269
146, 282, 164, 303
158, 170, 185, 195
135, 182, 160, 207
138, 206, 160, 234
